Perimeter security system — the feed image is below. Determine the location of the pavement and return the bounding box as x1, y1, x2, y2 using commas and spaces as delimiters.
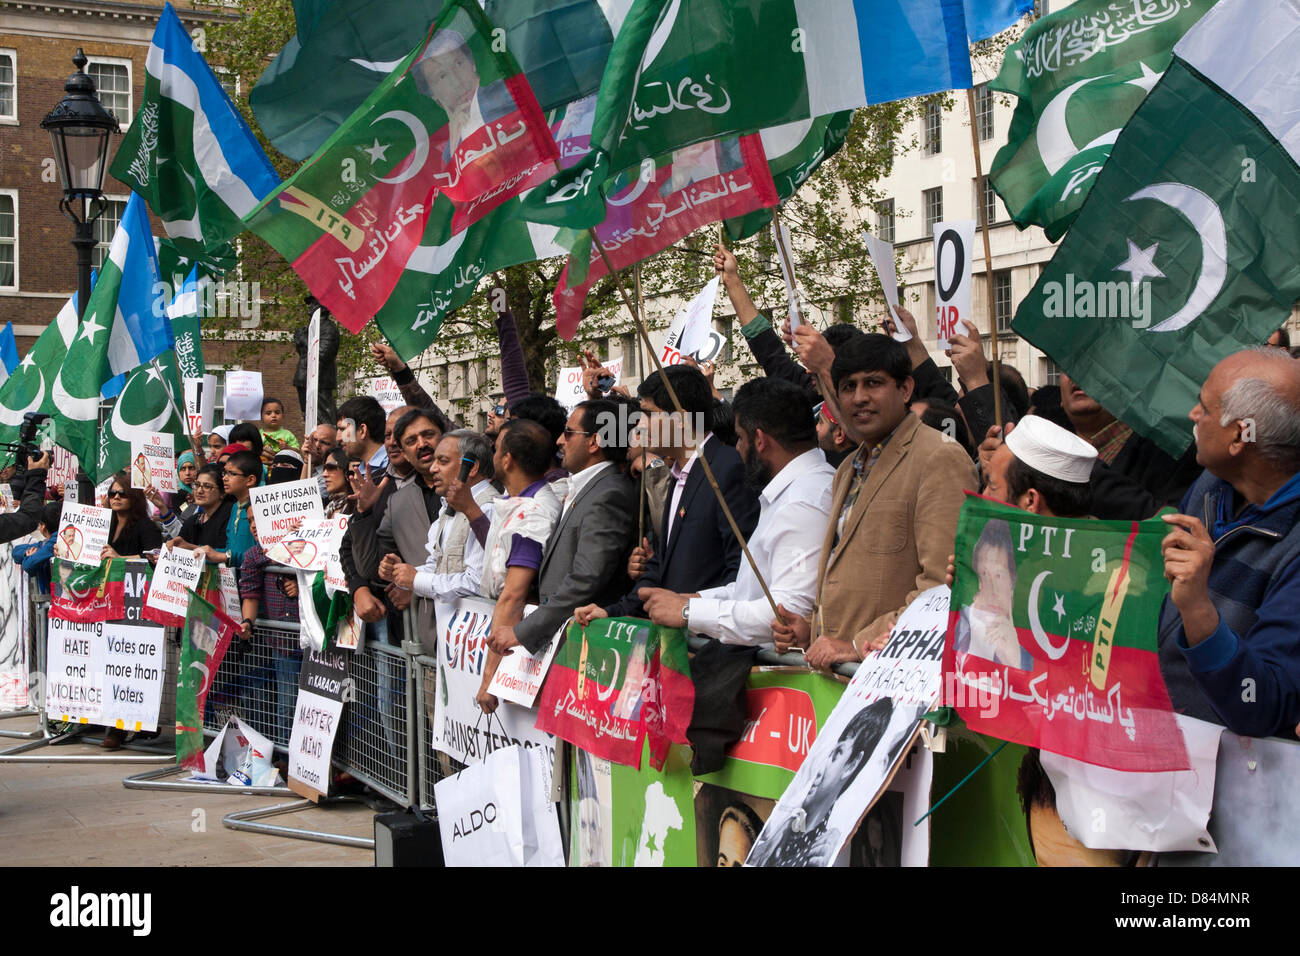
0, 716, 378, 866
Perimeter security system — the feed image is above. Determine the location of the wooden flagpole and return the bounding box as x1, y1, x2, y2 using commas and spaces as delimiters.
966, 86, 1003, 430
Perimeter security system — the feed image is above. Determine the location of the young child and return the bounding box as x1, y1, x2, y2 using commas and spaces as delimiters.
259, 397, 300, 463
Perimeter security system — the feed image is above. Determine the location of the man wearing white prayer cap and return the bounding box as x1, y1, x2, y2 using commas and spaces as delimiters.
983, 414, 1097, 518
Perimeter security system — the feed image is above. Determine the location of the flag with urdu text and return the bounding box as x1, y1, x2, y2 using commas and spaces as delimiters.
987, 0, 1215, 242
944, 495, 1188, 772
1012, 0, 1300, 458
166, 268, 207, 381
95, 350, 190, 486
243, 0, 559, 333
0, 293, 79, 448
176, 589, 241, 770
50, 559, 128, 623
535, 617, 693, 770
110, 3, 281, 263
251, 0, 625, 161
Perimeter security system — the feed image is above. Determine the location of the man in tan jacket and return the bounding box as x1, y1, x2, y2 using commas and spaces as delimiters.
773, 332, 977, 670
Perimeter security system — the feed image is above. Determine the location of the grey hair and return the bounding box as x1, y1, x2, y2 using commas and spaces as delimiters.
445, 429, 495, 481
1219, 347, 1300, 469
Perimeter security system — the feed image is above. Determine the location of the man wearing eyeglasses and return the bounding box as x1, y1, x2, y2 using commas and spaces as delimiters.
485, 397, 508, 444
221, 450, 262, 569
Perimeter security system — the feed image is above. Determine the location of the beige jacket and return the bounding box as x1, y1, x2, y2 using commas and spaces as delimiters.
812, 414, 977, 655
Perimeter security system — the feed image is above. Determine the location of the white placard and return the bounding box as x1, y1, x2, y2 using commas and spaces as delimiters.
366, 376, 404, 415
287, 646, 349, 801
144, 545, 206, 621
264, 515, 349, 572
52, 503, 112, 567
773, 218, 803, 331
863, 231, 908, 342
0, 484, 13, 512
661, 277, 720, 366
487, 621, 562, 707
130, 432, 178, 494
305, 308, 321, 434
933, 220, 975, 350
218, 565, 241, 621
248, 478, 325, 549
49, 447, 79, 490
223, 370, 264, 422
183, 375, 217, 437
554, 356, 624, 412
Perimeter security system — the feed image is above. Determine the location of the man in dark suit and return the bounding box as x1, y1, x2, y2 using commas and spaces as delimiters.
488, 398, 637, 656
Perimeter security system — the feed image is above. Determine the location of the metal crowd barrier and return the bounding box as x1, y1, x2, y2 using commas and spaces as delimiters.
0, 588, 48, 740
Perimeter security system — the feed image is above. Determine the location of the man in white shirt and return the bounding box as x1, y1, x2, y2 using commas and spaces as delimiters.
638, 377, 835, 648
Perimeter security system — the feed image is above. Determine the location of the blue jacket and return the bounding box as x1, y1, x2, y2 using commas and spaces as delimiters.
14, 536, 55, 594
1157, 468, 1300, 738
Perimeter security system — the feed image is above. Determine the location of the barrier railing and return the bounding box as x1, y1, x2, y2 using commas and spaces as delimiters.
0, 589, 48, 740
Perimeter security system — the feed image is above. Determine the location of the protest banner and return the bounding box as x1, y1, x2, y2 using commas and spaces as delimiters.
927, 728, 1035, 867
863, 230, 907, 341
176, 590, 240, 770
435, 744, 564, 867
130, 432, 177, 494
660, 278, 723, 366
943, 494, 1189, 772
288, 646, 349, 801
575, 742, 698, 867
747, 586, 948, 867
183, 375, 217, 436
50, 446, 78, 492
50, 559, 127, 623
248, 478, 325, 549
52, 503, 112, 567
222, 370, 263, 422
365, 376, 405, 415
553, 356, 623, 411
535, 616, 692, 770
932, 219, 975, 349
486, 620, 561, 707
45, 562, 166, 731
217, 566, 241, 621
432, 596, 554, 766
264, 515, 348, 572
143, 545, 206, 627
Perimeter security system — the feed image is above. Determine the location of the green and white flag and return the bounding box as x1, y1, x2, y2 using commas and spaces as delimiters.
0, 292, 80, 447
96, 350, 190, 485
987, 0, 1214, 241
1013, 0, 1300, 458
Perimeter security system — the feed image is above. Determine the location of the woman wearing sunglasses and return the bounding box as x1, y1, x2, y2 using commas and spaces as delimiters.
99, 474, 164, 561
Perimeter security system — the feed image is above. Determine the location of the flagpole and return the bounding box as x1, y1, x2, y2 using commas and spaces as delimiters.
592, 236, 785, 625
633, 262, 648, 545
966, 86, 1004, 430
152, 357, 205, 461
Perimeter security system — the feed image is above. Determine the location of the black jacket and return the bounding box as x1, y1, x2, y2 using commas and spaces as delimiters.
1090, 433, 1203, 521
178, 497, 234, 549
108, 513, 163, 557
0, 469, 45, 544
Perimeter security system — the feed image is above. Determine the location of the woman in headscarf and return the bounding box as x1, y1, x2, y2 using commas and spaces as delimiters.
207, 425, 235, 462
144, 449, 201, 537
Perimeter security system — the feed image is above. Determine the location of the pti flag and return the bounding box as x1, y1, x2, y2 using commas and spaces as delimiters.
0, 292, 80, 447
176, 589, 240, 770
50, 558, 127, 623
243, 0, 559, 333
943, 494, 1188, 772
110, 3, 281, 262
987, 0, 1214, 241
552, 134, 778, 339
1012, 0, 1300, 458
535, 617, 692, 770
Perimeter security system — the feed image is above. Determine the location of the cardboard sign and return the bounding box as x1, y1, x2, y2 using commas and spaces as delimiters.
248, 478, 324, 548
183, 375, 217, 436
487, 620, 563, 708
288, 646, 349, 802
863, 231, 908, 342
773, 218, 803, 331
661, 278, 721, 366
144, 545, 206, 622
130, 432, 178, 494
365, 376, 404, 415
217, 565, 241, 621
933, 219, 975, 350
53, 503, 112, 567
554, 357, 624, 411
264, 515, 348, 572
304, 308, 321, 434
223, 369, 263, 422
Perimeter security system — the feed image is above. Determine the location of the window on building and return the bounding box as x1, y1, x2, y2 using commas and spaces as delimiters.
1041, 358, 1060, 386
974, 177, 998, 225
93, 196, 128, 271
86, 59, 131, 127
994, 270, 1013, 333
0, 50, 16, 123
875, 198, 895, 243
923, 101, 942, 155
0, 191, 16, 289
922, 187, 943, 236
214, 66, 239, 101
213, 367, 236, 423
974, 83, 994, 142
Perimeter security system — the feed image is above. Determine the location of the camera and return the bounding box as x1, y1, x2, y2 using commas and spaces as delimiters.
0, 411, 51, 478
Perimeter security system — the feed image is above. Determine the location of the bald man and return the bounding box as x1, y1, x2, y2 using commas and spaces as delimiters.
1158, 347, 1300, 739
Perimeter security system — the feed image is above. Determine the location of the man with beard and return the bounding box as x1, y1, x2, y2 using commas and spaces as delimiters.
633, 377, 834, 649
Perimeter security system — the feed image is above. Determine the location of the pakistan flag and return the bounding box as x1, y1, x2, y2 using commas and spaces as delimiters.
96, 350, 191, 485
987, 0, 1214, 241
0, 292, 80, 448
1014, 0, 1300, 458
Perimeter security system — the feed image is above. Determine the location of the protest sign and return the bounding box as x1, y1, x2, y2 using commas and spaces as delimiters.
943, 494, 1188, 772
130, 432, 178, 495
45, 562, 166, 731
535, 616, 692, 770
932, 219, 975, 349
143, 545, 206, 627
365, 376, 405, 415
575, 742, 698, 867
304, 308, 321, 434
773, 218, 803, 330
487, 620, 561, 707
554, 356, 623, 411
177, 590, 240, 770
52, 503, 112, 567
50, 446, 78, 491
747, 586, 948, 867
435, 744, 564, 867
183, 375, 217, 436
222, 370, 263, 422
265, 516, 348, 572
661, 278, 722, 366
433, 596, 554, 766
50, 559, 126, 623
288, 646, 349, 801
927, 729, 1035, 867
248, 479, 325, 549
0, 484, 13, 512
217, 565, 241, 621
863, 231, 906, 341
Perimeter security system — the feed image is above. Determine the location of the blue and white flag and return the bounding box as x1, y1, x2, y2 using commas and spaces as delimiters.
964, 0, 1033, 43
0, 322, 18, 389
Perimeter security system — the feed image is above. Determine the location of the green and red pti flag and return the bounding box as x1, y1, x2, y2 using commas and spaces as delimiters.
553, 134, 777, 338
243, 0, 558, 332
943, 494, 1188, 772
176, 589, 241, 770
50, 559, 127, 623
536, 616, 692, 770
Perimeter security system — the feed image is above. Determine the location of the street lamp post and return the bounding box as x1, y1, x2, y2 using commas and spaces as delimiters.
40, 48, 119, 321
